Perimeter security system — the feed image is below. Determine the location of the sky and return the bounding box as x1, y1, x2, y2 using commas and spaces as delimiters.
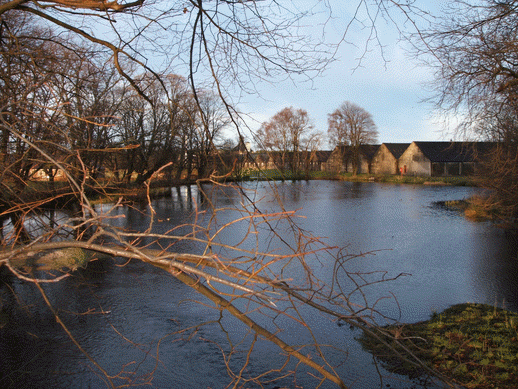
237, 1, 453, 149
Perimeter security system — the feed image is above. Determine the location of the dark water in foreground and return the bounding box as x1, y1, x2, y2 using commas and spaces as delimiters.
1, 181, 517, 388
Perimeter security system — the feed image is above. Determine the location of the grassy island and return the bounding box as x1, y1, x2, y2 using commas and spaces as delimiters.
359, 303, 518, 389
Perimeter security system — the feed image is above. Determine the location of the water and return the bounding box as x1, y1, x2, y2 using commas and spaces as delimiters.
1, 181, 517, 389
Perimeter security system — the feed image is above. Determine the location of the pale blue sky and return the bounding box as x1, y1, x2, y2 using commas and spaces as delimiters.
238, 1, 454, 149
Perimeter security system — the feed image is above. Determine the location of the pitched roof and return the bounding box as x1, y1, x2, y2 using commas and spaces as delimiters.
314, 150, 333, 162
359, 144, 380, 160
383, 143, 410, 159
413, 141, 496, 163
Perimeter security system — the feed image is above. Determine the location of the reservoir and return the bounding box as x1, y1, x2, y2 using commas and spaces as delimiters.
1, 181, 517, 388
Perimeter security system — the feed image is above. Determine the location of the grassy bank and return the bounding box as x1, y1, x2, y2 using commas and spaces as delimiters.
359, 303, 518, 388
440, 196, 518, 228
337, 173, 478, 186
241, 170, 479, 186
243, 169, 334, 181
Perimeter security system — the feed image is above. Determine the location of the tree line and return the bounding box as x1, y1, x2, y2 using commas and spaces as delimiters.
1, 13, 233, 191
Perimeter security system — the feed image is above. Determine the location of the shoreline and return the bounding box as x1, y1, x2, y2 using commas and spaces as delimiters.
358, 303, 518, 389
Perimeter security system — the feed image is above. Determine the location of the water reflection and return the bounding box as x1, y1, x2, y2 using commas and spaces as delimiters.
469, 230, 518, 308
171, 185, 199, 210
272, 182, 518, 316
1, 209, 73, 243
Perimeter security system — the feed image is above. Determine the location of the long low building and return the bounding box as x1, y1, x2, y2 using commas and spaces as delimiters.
318, 141, 495, 176
237, 141, 496, 177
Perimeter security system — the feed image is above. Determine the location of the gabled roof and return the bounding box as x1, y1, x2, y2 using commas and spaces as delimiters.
359, 144, 380, 160
314, 150, 333, 163
382, 143, 410, 159
413, 141, 495, 163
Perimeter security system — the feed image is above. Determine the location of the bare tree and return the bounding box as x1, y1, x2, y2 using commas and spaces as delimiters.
56, 51, 125, 183
112, 74, 180, 185
192, 90, 231, 178
300, 130, 325, 178
328, 101, 378, 175
257, 106, 314, 173
166, 74, 195, 182
0, 12, 94, 239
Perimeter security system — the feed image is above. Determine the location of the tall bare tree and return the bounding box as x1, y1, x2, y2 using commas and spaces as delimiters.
192, 90, 230, 178
257, 106, 314, 173
300, 130, 325, 177
328, 101, 378, 175
57, 51, 124, 183
112, 74, 179, 184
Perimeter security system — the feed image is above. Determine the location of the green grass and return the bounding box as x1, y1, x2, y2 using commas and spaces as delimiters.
244, 169, 335, 180
10, 247, 97, 272
336, 173, 477, 186
358, 303, 518, 388
441, 195, 508, 222
242, 171, 477, 185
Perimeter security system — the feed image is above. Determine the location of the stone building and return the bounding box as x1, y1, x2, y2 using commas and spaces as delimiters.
241, 152, 272, 170
398, 141, 494, 176
371, 143, 410, 175
235, 141, 495, 177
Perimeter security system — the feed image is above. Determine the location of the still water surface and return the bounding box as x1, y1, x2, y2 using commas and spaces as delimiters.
1, 181, 517, 388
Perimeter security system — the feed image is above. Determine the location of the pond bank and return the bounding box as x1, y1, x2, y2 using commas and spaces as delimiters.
359, 303, 518, 389
335, 173, 480, 186
438, 197, 518, 230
